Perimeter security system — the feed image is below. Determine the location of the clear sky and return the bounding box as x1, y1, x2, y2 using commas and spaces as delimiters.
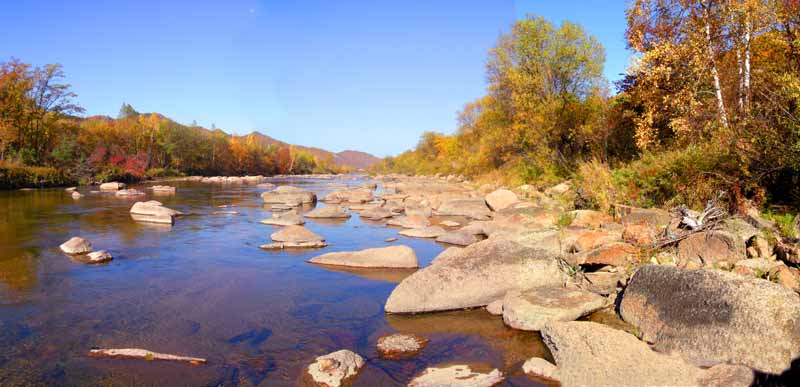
2, 0, 629, 157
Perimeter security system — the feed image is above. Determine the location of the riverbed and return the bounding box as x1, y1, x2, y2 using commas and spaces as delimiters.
0, 178, 553, 386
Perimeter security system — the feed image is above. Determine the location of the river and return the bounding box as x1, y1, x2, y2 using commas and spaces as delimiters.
0, 177, 554, 386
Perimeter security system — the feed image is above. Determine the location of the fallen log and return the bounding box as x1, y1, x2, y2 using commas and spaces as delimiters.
88, 348, 206, 365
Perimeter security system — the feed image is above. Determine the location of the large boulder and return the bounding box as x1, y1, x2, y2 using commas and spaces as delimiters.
384, 237, 566, 313
408, 365, 504, 387
260, 225, 327, 249
568, 210, 613, 228
99, 182, 125, 191
260, 211, 305, 226
677, 230, 745, 268
541, 321, 752, 387
306, 349, 364, 387
59, 237, 93, 254
502, 288, 606, 331
567, 242, 638, 267
303, 205, 351, 219
261, 186, 316, 205
308, 245, 418, 268
130, 201, 182, 217
436, 198, 492, 220
484, 189, 519, 211
619, 265, 800, 373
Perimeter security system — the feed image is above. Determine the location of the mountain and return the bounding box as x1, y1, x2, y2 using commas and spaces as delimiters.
238, 132, 380, 170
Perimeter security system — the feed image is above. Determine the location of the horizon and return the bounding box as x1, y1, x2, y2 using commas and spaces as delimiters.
2, 0, 629, 158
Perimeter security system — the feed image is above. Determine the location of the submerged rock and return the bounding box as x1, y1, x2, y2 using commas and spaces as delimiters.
150, 185, 176, 194
261, 225, 327, 249
59, 237, 93, 254
620, 265, 800, 373
502, 287, 606, 331
540, 321, 748, 387
89, 348, 206, 365
385, 237, 566, 313
115, 188, 145, 197
71, 191, 83, 199
87, 250, 113, 264
308, 245, 418, 268
306, 349, 364, 387
376, 333, 428, 359
304, 205, 351, 219
408, 365, 504, 387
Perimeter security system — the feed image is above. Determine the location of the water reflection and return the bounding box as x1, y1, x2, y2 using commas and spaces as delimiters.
0, 179, 549, 386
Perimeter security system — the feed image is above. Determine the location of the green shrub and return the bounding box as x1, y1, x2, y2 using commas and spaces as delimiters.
0, 162, 75, 189
764, 211, 798, 239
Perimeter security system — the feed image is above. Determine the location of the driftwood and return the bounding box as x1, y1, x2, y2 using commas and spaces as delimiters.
89, 348, 207, 365
657, 192, 729, 248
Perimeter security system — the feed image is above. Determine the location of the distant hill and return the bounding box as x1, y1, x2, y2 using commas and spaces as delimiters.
236, 132, 380, 170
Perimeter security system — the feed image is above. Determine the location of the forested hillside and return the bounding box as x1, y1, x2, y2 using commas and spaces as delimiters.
0, 59, 365, 188
374, 1, 800, 212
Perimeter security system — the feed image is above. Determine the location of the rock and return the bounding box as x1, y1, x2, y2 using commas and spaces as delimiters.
260, 211, 305, 226
568, 210, 612, 228
71, 191, 82, 199
115, 188, 145, 197
64, 186, 77, 192
306, 349, 364, 387
733, 258, 783, 273
261, 225, 327, 249
99, 182, 125, 191
130, 201, 182, 217
261, 186, 316, 205
385, 237, 567, 313
436, 198, 492, 220
359, 206, 395, 220
619, 265, 800, 373
484, 189, 519, 211
399, 226, 446, 239
408, 365, 504, 387
546, 182, 571, 196
130, 213, 174, 225
322, 188, 374, 203
376, 333, 428, 359
752, 235, 771, 258
696, 364, 755, 387
87, 250, 113, 264
773, 265, 800, 292
541, 321, 720, 387
150, 185, 176, 194
440, 220, 460, 227
404, 205, 433, 218
304, 205, 351, 219
386, 215, 430, 229
385, 237, 398, 242
568, 242, 638, 267
257, 182, 275, 189
677, 230, 746, 268
435, 230, 480, 246
721, 217, 759, 243
622, 223, 657, 246
521, 357, 557, 380
566, 229, 621, 253
776, 242, 800, 265
502, 288, 606, 331
308, 245, 418, 268
619, 206, 671, 228
485, 299, 503, 315
581, 270, 621, 295
59, 237, 93, 254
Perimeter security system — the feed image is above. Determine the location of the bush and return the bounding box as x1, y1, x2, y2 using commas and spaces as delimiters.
0, 162, 75, 189
145, 168, 182, 179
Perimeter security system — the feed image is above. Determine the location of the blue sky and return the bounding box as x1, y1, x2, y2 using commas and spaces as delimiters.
2, 1, 628, 157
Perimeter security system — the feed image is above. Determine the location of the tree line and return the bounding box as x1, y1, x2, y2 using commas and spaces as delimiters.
0, 59, 340, 188
374, 1, 800, 211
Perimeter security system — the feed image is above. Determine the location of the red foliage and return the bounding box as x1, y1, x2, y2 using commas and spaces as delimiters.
124, 151, 149, 177
87, 146, 107, 166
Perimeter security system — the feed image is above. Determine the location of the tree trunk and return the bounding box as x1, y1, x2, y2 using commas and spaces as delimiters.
703, 1, 729, 129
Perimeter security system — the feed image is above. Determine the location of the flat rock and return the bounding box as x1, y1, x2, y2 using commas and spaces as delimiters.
306, 349, 364, 387
385, 237, 566, 313
359, 206, 395, 220
60, 237, 93, 254
485, 189, 519, 211
304, 205, 351, 219
269, 225, 325, 244
308, 245, 418, 268
440, 220, 461, 227
408, 365, 504, 387
569, 209, 612, 228
502, 288, 606, 331
399, 226, 446, 239
261, 186, 316, 205
541, 321, 728, 387
260, 212, 305, 226
568, 242, 638, 267
435, 230, 480, 246
436, 198, 492, 220
387, 215, 430, 229
130, 201, 182, 217
376, 333, 428, 359
322, 188, 373, 203
115, 188, 145, 197
620, 265, 800, 373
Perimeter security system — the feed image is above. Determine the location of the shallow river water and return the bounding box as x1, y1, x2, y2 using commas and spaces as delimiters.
0, 178, 556, 386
